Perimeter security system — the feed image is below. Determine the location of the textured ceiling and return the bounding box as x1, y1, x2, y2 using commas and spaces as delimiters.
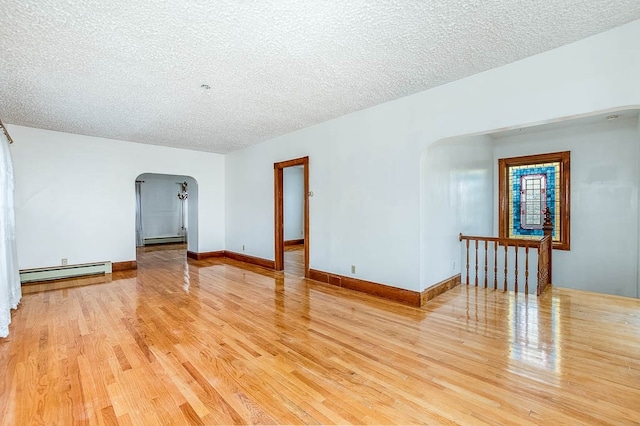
1, 1, 639, 153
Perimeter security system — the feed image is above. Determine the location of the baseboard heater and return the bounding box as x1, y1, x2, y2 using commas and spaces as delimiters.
20, 261, 112, 284
143, 236, 185, 245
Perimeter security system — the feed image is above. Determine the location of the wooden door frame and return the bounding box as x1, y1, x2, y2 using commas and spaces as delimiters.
274, 156, 309, 276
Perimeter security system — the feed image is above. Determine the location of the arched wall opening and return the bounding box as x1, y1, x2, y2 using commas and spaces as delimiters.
135, 173, 199, 254
420, 107, 640, 298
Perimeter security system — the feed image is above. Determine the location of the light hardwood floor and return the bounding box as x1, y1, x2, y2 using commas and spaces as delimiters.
284, 244, 305, 278
1, 245, 640, 425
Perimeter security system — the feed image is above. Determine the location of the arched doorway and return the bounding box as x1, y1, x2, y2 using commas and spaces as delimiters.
134, 173, 199, 256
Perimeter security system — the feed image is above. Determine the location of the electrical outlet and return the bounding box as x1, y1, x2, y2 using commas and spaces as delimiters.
62, 258, 68, 266
351, 265, 356, 274
452, 260, 456, 271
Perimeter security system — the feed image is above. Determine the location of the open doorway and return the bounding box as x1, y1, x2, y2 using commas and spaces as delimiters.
134, 173, 198, 259
274, 157, 309, 277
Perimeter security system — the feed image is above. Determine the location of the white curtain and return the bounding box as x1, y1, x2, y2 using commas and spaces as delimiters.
135, 181, 144, 247
0, 129, 21, 338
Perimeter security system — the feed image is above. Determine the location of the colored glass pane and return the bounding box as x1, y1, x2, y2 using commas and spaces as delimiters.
507, 162, 560, 243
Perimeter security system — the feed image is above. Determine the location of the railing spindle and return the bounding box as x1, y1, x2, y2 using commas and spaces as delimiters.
503, 244, 508, 292
484, 240, 488, 288
465, 239, 469, 284
494, 242, 498, 290
475, 240, 479, 287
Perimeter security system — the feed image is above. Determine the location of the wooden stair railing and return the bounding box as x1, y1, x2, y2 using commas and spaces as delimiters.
536, 234, 552, 296
537, 207, 553, 295
459, 208, 553, 295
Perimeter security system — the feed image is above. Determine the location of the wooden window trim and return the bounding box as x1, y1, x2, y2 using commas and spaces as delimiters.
498, 151, 570, 250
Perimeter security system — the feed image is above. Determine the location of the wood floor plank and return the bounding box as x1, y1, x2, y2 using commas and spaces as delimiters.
2, 244, 640, 424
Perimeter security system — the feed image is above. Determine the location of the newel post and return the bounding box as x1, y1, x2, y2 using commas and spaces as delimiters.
542, 207, 553, 284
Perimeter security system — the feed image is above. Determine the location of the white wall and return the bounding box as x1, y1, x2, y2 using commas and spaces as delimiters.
9, 126, 224, 268
187, 176, 199, 253
493, 117, 639, 297
284, 167, 304, 241
225, 20, 640, 292
638, 113, 640, 297
420, 135, 493, 287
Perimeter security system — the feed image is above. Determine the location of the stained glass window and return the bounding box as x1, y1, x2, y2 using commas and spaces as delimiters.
499, 152, 570, 250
